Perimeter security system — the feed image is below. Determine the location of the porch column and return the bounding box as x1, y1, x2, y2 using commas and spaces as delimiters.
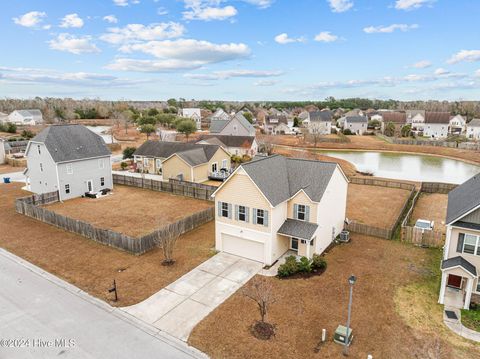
464, 277, 474, 310
438, 272, 447, 304
306, 239, 311, 259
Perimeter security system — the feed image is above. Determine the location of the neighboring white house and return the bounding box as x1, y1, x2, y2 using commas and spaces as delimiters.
344, 116, 368, 135
210, 108, 231, 122
370, 114, 383, 123
181, 108, 202, 129
210, 113, 255, 136
197, 135, 258, 157
307, 111, 332, 135
212, 155, 349, 265
449, 114, 466, 135
423, 112, 451, 139
438, 174, 480, 310
24, 125, 113, 201
264, 114, 290, 135
8, 109, 43, 125
467, 119, 480, 140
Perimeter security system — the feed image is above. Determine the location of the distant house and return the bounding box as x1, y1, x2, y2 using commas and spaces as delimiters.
211, 155, 349, 265
297, 110, 310, 123
424, 112, 450, 139
438, 173, 480, 310
181, 108, 202, 130
197, 135, 257, 157
307, 111, 332, 135
382, 112, 407, 136
344, 109, 364, 117
264, 114, 289, 135
467, 119, 480, 140
210, 113, 255, 136
344, 116, 368, 135
8, 109, 43, 126
25, 125, 112, 200
449, 115, 466, 135
210, 108, 231, 122
133, 141, 231, 182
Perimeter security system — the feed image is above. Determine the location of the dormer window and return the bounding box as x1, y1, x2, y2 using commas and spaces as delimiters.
294, 204, 310, 222
297, 205, 306, 221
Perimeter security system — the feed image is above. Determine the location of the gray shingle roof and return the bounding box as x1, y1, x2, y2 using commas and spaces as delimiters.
209, 119, 229, 133
241, 155, 338, 206
442, 256, 477, 276
277, 219, 318, 240
446, 173, 480, 224
17, 109, 42, 117
198, 135, 254, 148
468, 119, 480, 127
309, 111, 332, 122
345, 116, 367, 123
134, 141, 220, 166
31, 125, 110, 163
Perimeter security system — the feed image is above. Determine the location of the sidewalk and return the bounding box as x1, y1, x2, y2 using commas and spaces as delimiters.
443, 307, 480, 342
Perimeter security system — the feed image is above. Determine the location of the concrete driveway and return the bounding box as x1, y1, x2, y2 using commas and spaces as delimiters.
121, 253, 263, 341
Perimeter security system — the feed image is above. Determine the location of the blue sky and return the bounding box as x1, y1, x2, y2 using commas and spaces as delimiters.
1, 0, 479, 101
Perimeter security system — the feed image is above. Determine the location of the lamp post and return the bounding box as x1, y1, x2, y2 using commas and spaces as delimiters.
343, 274, 356, 356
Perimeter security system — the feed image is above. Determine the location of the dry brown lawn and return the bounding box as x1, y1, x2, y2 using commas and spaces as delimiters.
0, 182, 215, 306
0, 164, 25, 175
44, 185, 213, 237
189, 235, 471, 359
347, 184, 411, 228
410, 193, 448, 233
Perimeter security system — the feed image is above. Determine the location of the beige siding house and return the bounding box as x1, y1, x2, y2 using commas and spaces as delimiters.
212, 155, 349, 265
133, 141, 231, 183
197, 135, 258, 157
439, 173, 480, 310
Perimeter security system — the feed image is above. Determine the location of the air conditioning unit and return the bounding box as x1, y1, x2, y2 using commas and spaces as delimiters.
338, 230, 350, 243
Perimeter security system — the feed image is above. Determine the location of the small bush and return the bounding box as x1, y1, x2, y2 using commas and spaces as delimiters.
6, 123, 17, 133
343, 128, 352, 135
120, 162, 128, 170
122, 146, 137, 159
312, 254, 327, 270
297, 256, 312, 273
277, 255, 299, 278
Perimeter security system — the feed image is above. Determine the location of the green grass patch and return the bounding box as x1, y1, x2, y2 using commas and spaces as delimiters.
461, 306, 480, 332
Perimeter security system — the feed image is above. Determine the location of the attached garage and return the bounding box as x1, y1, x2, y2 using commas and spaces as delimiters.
221, 234, 264, 263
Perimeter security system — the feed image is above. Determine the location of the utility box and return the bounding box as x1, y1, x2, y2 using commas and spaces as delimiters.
333, 325, 353, 346
339, 230, 350, 243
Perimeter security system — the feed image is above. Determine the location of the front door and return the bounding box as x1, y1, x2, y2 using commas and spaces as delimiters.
290, 238, 299, 251
87, 180, 93, 192
447, 274, 462, 289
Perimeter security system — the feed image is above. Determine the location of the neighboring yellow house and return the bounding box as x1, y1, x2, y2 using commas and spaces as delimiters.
212, 154, 349, 265
133, 140, 231, 183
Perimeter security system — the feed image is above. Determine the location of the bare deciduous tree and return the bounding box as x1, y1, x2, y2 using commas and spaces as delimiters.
243, 276, 276, 323
154, 224, 180, 266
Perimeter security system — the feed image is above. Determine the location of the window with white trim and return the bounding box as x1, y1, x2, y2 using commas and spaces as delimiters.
66, 164, 73, 175
222, 159, 227, 169
296, 205, 306, 221
98, 159, 105, 169
256, 209, 265, 225
211, 162, 218, 172
221, 202, 229, 218
156, 159, 162, 169
463, 234, 479, 255
238, 205, 246, 222
100, 177, 105, 186
65, 184, 70, 194
143, 158, 149, 166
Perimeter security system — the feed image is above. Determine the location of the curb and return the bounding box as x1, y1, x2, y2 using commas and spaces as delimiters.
0, 248, 209, 359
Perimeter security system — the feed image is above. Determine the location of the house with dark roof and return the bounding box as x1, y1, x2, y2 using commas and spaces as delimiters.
343, 116, 368, 135
264, 114, 290, 135
438, 173, 480, 310
133, 141, 231, 182
196, 135, 257, 157
8, 109, 43, 125
467, 119, 480, 140
424, 112, 451, 139
305, 111, 332, 135
211, 155, 348, 265
210, 113, 255, 137
25, 124, 112, 200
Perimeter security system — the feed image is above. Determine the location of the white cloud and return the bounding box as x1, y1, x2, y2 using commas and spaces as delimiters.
447, 50, 480, 64
327, 0, 353, 13
314, 31, 339, 43
183, 5, 237, 21
157, 7, 169, 15
113, 0, 140, 6
13, 11, 47, 28
254, 80, 278, 86
363, 24, 419, 34
60, 13, 84, 28
103, 15, 118, 24
48, 34, 100, 55
242, 0, 274, 8
184, 69, 284, 80
411, 60, 432, 68
434, 68, 449, 76
108, 39, 250, 72
395, 0, 434, 10
274, 33, 305, 44
100, 22, 185, 44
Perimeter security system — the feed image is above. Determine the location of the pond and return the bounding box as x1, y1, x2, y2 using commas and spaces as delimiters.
318, 150, 480, 184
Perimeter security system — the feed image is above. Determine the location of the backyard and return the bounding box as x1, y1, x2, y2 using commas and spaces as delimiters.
0, 182, 216, 306
409, 193, 449, 233
0, 164, 24, 175
346, 183, 412, 228
44, 185, 213, 237
189, 235, 480, 359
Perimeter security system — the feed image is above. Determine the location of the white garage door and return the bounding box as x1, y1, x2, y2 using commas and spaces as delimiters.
222, 234, 264, 263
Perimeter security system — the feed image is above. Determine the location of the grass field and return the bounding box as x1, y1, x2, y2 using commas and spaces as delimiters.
44, 185, 213, 237
0, 183, 216, 306
410, 193, 448, 233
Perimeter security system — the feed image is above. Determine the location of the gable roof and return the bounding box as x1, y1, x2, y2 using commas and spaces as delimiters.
265, 114, 288, 125
383, 112, 407, 124
468, 119, 480, 127
210, 119, 229, 133
446, 173, 480, 224
309, 111, 332, 122
210, 112, 254, 134
240, 155, 339, 206
425, 112, 450, 124
442, 256, 477, 276
16, 109, 42, 117
198, 135, 255, 148
345, 115, 367, 123
30, 124, 110, 163
278, 219, 318, 241
134, 140, 220, 166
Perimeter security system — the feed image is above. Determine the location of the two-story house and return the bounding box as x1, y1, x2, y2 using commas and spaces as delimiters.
467, 119, 480, 140
212, 155, 349, 265
439, 173, 480, 310
210, 113, 255, 137
343, 116, 368, 135
449, 114, 466, 135
181, 108, 202, 129
424, 112, 451, 139
307, 111, 332, 135
24, 124, 112, 201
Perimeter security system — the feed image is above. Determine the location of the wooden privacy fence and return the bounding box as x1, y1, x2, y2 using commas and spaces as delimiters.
401, 226, 445, 248
350, 177, 416, 191
421, 182, 458, 194
16, 194, 214, 255
345, 221, 393, 240
112, 174, 216, 201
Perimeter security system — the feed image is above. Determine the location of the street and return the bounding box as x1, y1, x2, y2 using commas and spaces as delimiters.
0, 249, 205, 359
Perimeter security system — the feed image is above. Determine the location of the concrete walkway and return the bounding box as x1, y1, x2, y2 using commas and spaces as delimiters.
121, 253, 263, 341
444, 307, 480, 342
0, 248, 206, 359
